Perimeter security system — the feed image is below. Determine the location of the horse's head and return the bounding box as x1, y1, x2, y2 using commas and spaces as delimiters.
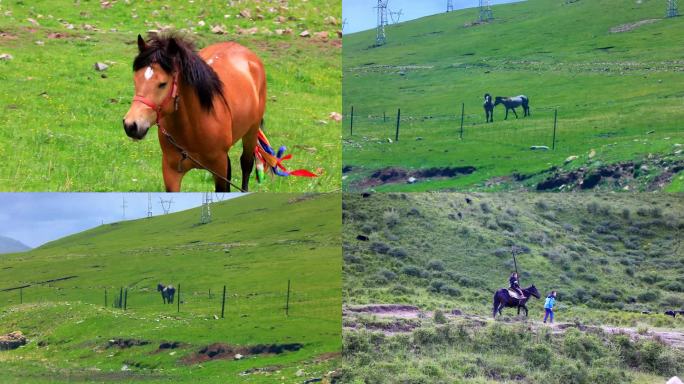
527, 285, 541, 299
494, 96, 504, 106
123, 34, 179, 140
156, 283, 164, 292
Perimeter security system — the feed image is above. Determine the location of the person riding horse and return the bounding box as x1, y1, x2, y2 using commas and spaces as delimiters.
509, 272, 526, 299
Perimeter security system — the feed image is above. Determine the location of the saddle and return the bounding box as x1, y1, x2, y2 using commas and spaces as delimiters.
507, 288, 525, 300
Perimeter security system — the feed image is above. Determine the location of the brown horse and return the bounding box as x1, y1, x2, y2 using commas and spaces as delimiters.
123, 33, 266, 192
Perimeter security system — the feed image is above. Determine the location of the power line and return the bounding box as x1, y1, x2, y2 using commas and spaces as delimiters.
375, 0, 389, 46
447, 0, 454, 13
200, 192, 212, 224
147, 193, 153, 218
159, 197, 173, 215
666, 0, 679, 17
121, 194, 127, 219
479, 0, 494, 22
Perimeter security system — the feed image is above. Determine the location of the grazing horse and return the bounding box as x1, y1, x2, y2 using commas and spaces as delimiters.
494, 95, 530, 120
483, 93, 494, 123
123, 33, 266, 192
157, 283, 176, 304
492, 284, 540, 318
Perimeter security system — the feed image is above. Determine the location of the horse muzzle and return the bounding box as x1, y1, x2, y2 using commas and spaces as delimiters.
123, 120, 150, 140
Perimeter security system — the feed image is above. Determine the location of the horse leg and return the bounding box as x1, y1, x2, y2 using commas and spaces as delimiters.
226, 155, 232, 192
162, 156, 184, 192
210, 154, 229, 192
504, 108, 509, 120
512, 108, 519, 119
240, 125, 259, 192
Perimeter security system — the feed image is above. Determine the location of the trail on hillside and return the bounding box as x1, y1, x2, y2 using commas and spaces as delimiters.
344, 304, 684, 349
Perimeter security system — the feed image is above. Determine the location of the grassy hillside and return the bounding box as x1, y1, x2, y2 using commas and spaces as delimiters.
0, 0, 341, 192
342, 0, 684, 192
0, 193, 341, 383
341, 192, 684, 383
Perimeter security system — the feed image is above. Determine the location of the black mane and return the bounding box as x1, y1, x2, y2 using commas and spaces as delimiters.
133, 33, 225, 111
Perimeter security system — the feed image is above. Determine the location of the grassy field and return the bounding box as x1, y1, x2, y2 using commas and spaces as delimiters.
0, 0, 341, 192
341, 192, 684, 382
342, 0, 684, 192
0, 193, 341, 383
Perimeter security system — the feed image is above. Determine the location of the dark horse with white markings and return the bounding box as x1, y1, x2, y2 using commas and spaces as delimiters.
492, 284, 540, 318
483, 93, 494, 123
494, 95, 530, 120
157, 283, 176, 304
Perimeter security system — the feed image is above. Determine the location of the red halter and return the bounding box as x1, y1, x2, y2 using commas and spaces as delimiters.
132, 72, 179, 131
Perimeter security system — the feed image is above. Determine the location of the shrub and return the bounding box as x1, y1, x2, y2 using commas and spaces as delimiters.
480, 202, 492, 213
621, 208, 631, 220
637, 291, 659, 302
383, 209, 401, 228
370, 241, 390, 254
429, 280, 446, 292
377, 268, 397, 281
536, 200, 549, 211
433, 309, 447, 324
426, 259, 445, 271
389, 247, 408, 259
525, 344, 552, 370
563, 329, 605, 364
402, 265, 424, 277
440, 286, 461, 297
493, 247, 509, 258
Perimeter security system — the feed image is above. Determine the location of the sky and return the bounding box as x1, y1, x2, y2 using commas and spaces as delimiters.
0, 193, 242, 248
343, 0, 522, 34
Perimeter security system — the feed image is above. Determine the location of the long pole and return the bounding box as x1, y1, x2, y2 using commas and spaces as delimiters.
123, 289, 128, 311
221, 285, 226, 319
395, 108, 401, 142
105, 288, 107, 307
383, 111, 386, 123
19, 288, 22, 304
119, 287, 123, 309
552, 108, 558, 150
512, 252, 519, 285
460, 102, 465, 139
177, 283, 181, 313
286, 279, 291, 316
350, 106, 354, 136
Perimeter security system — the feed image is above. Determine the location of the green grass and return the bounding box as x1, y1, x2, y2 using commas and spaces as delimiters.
342, 192, 684, 382
342, 0, 684, 192
0, 193, 341, 383
0, 0, 341, 192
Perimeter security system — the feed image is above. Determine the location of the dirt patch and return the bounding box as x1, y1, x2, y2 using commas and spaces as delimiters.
346, 304, 421, 315
107, 338, 150, 349
0, 31, 18, 40
358, 166, 476, 188
610, 19, 660, 33
182, 343, 303, 364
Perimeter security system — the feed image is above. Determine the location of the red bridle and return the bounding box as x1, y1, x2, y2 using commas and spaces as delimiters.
132, 72, 179, 130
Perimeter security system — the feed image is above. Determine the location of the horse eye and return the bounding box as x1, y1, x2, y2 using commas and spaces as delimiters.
159, 82, 167, 89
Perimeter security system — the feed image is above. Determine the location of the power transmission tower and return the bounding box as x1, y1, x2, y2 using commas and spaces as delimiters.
147, 193, 153, 218
375, 0, 389, 46
447, 0, 454, 12
667, 0, 679, 17
159, 197, 173, 215
121, 194, 127, 219
479, 0, 493, 21
200, 192, 213, 224
389, 8, 403, 24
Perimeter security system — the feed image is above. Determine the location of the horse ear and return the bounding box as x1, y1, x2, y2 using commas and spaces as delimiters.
137, 34, 148, 52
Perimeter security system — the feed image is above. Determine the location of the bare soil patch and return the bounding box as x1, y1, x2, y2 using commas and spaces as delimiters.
357, 166, 476, 188
106, 338, 150, 349
610, 19, 660, 33
182, 342, 303, 364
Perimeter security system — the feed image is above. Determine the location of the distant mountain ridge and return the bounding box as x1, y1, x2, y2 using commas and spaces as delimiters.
0, 235, 30, 254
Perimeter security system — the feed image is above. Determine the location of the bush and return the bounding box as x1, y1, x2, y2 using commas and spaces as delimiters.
480, 202, 492, 213
370, 241, 390, 254
402, 265, 424, 277
383, 209, 401, 228
429, 280, 446, 292
440, 286, 461, 297
389, 247, 408, 259
426, 259, 445, 271
563, 329, 605, 364
377, 268, 397, 282
433, 309, 447, 324
637, 291, 659, 303
525, 344, 552, 370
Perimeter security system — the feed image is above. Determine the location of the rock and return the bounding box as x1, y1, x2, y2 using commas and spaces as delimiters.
121, 364, 129, 371
0, 331, 27, 350
416, 137, 423, 141
211, 25, 226, 34
35, 41, 45, 46
564, 155, 578, 164
197, 20, 206, 27
530, 145, 549, 150
667, 377, 683, 384
27, 18, 39, 26
213, 314, 219, 320
387, 138, 393, 143
407, 177, 417, 184
0, 53, 13, 61
313, 31, 329, 40
65, 23, 75, 30
588, 149, 596, 158
234, 353, 243, 360
239, 9, 252, 19
299, 30, 310, 38
296, 369, 305, 377
94, 62, 109, 71
675, 150, 682, 155
329, 112, 342, 121
324, 16, 338, 25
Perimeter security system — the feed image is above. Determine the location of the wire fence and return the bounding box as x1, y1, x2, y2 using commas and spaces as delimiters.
0, 279, 338, 321
344, 103, 564, 150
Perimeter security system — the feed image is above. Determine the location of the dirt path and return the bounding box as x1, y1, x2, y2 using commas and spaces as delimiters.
344, 304, 684, 349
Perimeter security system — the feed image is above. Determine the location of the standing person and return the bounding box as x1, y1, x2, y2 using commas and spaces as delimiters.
509, 272, 526, 299
543, 291, 557, 324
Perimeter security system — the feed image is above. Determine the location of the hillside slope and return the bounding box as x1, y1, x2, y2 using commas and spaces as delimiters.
0, 193, 341, 383
342, 0, 684, 191
0, 235, 30, 254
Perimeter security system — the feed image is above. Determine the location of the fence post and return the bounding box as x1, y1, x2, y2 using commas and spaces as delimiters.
350, 106, 354, 136
552, 108, 558, 150
177, 284, 181, 313
395, 108, 401, 142
286, 279, 291, 316
123, 289, 128, 311
460, 102, 465, 139
119, 287, 123, 309
383, 111, 386, 123
221, 285, 226, 319
104, 288, 107, 307
209, 288, 211, 299
19, 288, 22, 304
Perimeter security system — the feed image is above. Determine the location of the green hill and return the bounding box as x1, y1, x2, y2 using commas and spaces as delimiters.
0, 235, 30, 254
342, 0, 684, 192
341, 192, 684, 383
0, 193, 341, 383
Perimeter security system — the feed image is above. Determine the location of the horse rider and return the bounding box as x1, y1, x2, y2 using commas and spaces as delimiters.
543, 291, 557, 324
509, 272, 526, 299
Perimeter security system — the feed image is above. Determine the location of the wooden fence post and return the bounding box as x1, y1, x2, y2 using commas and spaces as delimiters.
119, 287, 123, 309
177, 284, 181, 313
552, 108, 558, 150
221, 285, 226, 319
104, 288, 107, 307
395, 108, 401, 142
350, 106, 354, 136
286, 279, 291, 316
460, 102, 465, 139
123, 289, 128, 311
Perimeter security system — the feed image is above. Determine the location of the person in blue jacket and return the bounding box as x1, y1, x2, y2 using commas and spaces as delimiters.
543, 291, 557, 324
